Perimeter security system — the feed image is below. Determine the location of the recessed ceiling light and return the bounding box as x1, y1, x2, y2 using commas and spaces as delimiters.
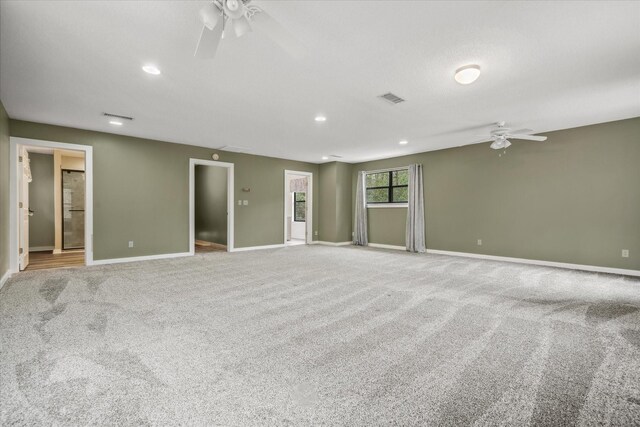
321, 156, 329, 160
315, 115, 327, 122
142, 64, 161, 75
109, 120, 123, 126
399, 140, 408, 145
454, 64, 481, 85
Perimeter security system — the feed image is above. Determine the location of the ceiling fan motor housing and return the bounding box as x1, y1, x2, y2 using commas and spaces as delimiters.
224, 0, 245, 19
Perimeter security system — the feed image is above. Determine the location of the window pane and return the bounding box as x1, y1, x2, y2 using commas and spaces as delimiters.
295, 192, 305, 202
392, 186, 408, 202
366, 172, 389, 188
295, 202, 306, 221
392, 170, 408, 186
367, 188, 389, 203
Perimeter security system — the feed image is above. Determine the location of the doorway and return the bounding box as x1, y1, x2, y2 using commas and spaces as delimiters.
284, 170, 313, 246
9, 137, 93, 272
189, 159, 234, 254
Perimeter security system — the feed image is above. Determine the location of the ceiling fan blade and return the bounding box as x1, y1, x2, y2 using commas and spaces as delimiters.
510, 128, 533, 135
249, 7, 305, 58
194, 24, 224, 59
509, 134, 547, 141
200, 2, 221, 30
231, 15, 252, 38
471, 137, 494, 144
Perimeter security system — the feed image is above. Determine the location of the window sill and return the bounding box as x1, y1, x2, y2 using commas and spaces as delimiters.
367, 203, 408, 209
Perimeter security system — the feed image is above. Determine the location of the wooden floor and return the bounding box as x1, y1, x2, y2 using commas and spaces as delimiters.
195, 240, 226, 253
25, 250, 85, 271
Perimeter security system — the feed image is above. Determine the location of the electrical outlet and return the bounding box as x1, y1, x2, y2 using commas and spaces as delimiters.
477, 239, 482, 246
622, 249, 629, 258
352, 231, 355, 236
237, 200, 242, 206
315, 231, 318, 236
128, 241, 134, 248
243, 200, 248, 206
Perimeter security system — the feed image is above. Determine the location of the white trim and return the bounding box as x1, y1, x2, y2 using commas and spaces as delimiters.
367, 203, 408, 209
0, 270, 11, 291
426, 249, 640, 277
10, 137, 94, 273
29, 246, 55, 252
312, 241, 352, 247
91, 252, 191, 266
368, 243, 406, 251
231, 244, 285, 252
189, 158, 234, 255
283, 170, 313, 245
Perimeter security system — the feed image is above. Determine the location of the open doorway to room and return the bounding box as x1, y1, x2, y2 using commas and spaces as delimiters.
9, 137, 93, 272
189, 159, 234, 254
284, 170, 313, 246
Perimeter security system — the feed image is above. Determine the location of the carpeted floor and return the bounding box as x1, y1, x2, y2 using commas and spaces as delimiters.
1, 246, 639, 426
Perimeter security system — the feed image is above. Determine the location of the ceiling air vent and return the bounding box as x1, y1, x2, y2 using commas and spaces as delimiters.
103, 112, 134, 121
378, 92, 405, 105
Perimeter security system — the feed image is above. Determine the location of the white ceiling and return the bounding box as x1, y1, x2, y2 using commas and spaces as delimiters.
1, 1, 639, 164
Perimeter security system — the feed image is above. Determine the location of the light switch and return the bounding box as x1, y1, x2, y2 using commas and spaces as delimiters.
238, 200, 242, 206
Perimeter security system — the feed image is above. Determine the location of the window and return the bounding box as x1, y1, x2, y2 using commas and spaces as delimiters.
294, 192, 306, 221
366, 169, 408, 204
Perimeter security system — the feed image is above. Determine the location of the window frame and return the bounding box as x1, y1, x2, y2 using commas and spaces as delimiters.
293, 192, 306, 222
365, 169, 409, 206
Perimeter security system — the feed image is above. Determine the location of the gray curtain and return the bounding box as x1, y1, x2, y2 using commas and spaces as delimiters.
353, 171, 368, 246
406, 164, 425, 253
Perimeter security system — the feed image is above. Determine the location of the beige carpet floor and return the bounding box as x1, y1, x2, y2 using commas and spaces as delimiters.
1, 246, 639, 426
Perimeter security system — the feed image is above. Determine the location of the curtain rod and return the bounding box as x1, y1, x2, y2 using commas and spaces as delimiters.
363, 165, 411, 174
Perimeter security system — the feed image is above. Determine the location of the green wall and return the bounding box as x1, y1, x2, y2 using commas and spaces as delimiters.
10, 120, 319, 260
353, 117, 640, 270
318, 163, 336, 242
318, 162, 352, 242
0, 101, 9, 278
28, 153, 55, 248
195, 165, 227, 246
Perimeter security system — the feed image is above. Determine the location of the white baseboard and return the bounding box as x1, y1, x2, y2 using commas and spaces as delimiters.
91, 252, 192, 266
426, 249, 640, 277
53, 249, 62, 254
368, 243, 406, 251
0, 270, 11, 291
29, 246, 54, 252
313, 241, 353, 247
231, 244, 285, 252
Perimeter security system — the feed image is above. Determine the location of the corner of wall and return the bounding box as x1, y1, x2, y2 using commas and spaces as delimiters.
0, 99, 11, 283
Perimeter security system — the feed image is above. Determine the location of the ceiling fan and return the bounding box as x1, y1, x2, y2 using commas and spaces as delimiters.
194, 0, 303, 60
472, 122, 548, 150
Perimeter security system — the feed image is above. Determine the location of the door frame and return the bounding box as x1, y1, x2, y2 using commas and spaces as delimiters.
61, 168, 86, 251
9, 137, 94, 273
189, 158, 234, 254
283, 170, 313, 244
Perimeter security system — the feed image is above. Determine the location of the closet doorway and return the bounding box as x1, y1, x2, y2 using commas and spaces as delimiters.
284, 170, 313, 246
189, 159, 234, 254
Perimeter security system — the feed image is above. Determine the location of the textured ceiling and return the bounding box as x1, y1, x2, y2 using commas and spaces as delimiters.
1, 1, 639, 163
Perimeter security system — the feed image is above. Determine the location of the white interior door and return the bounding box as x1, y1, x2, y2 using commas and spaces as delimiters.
18, 148, 30, 270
